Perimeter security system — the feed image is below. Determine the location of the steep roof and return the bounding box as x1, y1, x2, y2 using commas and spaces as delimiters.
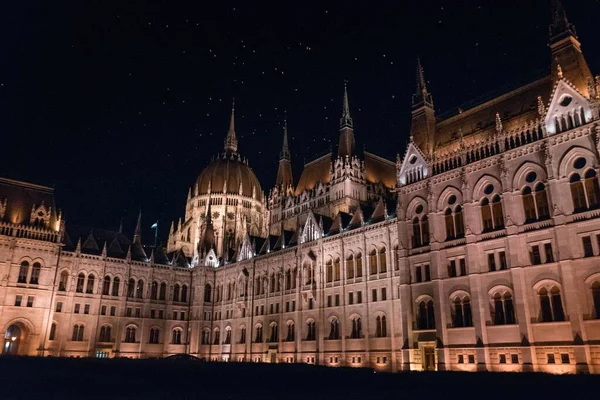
364, 152, 396, 188
0, 177, 58, 226
294, 153, 332, 195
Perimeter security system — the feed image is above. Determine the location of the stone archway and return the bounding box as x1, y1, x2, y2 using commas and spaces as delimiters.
3, 323, 29, 355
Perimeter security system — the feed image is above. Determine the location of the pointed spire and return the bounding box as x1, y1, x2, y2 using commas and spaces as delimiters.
412, 57, 434, 108
280, 117, 290, 161
340, 80, 353, 129
133, 210, 142, 245
276, 116, 294, 189
75, 238, 81, 253
101, 241, 107, 257
224, 99, 238, 154
549, 0, 576, 42
118, 218, 123, 234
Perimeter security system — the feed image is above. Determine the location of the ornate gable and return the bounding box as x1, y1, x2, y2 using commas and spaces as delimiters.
544, 78, 592, 135
237, 233, 254, 262
398, 141, 429, 186
300, 211, 322, 244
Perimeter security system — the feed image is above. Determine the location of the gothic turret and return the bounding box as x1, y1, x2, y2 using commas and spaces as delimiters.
410, 58, 436, 158
198, 202, 216, 255
338, 82, 356, 159
549, 0, 593, 97
275, 118, 293, 190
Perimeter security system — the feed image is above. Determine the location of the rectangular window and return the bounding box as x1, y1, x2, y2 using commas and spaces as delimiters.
270, 304, 274, 314
459, 258, 467, 276
372, 289, 377, 302
150, 309, 156, 319
381, 287, 387, 301
74, 303, 80, 314
449, 260, 457, 278
468, 355, 475, 364
261, 305, 265, 315
425, 265, 431, 281
84, 304, 90, 314
242, 308, 246, 317
26, 296, 34, 307
285, 302, 289, 313
292, 301, 296, 312
499, 251, 507, 270
255, 306, 259, 315
561, 353, 570, 364
583, 236, 594, 257
55, 301, 63, 312
335, 294, 340, 306
275, 303, 279, 314
458, 354, 464, 364
530, 245, 541, 265
488, 253, 496, 272
511, 354, 519, 364
135, 308, 141, 318
110, 306, 116, 316
382, 357, 387, 363
173, 311, 178, 320
308, 299, 313, 310
415, 266, 422, 283
180, 312, 185, 321
499, 354, 507, 364
357, 291, 362, 304
357, 356, 362, 363
101, 305, 106, 315
544, 243, 554, 263
14, 295, 22, 307
547, 353, 555, 364
126, 307, 132, 317
349, 292, 354, 305
327, 296, 332, 308
158, 309, 163, 319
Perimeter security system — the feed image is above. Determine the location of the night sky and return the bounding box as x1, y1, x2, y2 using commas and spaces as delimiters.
1, 1, 599, 243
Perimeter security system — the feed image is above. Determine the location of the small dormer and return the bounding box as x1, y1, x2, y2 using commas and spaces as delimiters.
30, 202, 51, 228
545, 78, 592, 135
398, 141, 429, 186
300, 211, 322, 244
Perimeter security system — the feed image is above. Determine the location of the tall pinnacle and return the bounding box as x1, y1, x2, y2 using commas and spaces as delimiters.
224, 100, 238, 154
280, 118, 290, 161
412, 57, 433, 108
550, 0, 576, 41
276, 117, 293, 188
340, 81, 353, 129
133, 210, 142, 244
199, 200, 216, 254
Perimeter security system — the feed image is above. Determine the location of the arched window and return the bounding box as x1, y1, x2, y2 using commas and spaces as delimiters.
412, 217, 422, 248
135, 280, 144, 299
538, 286, 565, 322
593, 281, 600, 319
159, 282, 166, 300
584, 169, 600, 209
346, 254, 355, 280
201, 330, 210, 345
255, 325, 263, 342
99, 326, 111, 342
30, 262, 41, 284
18, 261, 29, 283
125, 327, 137, 343
181, 285, 188, 302
112, 277, 120, 296
522, 186, 536, 222
452, 296, 472, 328
59, 271, 69, 291
356, 253, 363, 278
334, 258, 341, 281
491, 291, 515, 325
72, 324, 84, 341
369, 249, 378, 275
306, 321, 316, 341
224, 327, 231, 344
417, 300, 435, 330
328, 319, 340, 340
239, 327, 247, 344
326, 259, 333, 282
204, 284, 212, 302
480, 190, 504, 232
103, 276, 111, 295
570, 173, 586, 212
421, 216, 430, 245
378, 247, 387, 273
534, 183, 550, 219
286, 323, 295, 342
172, 329, 182, 345
285, 269, 291, 290
86, 274, 95, 294
49, 323, 57, 341
150, 281, 158, 300
375, 315, 387, 337
350, 317, 362, 339
76, 273, 85, 293
445, 208, 455, 239
149, 328, 160, 344
173, 284, 180, 302
127, 278, 135, 297
269, 324, 278, 342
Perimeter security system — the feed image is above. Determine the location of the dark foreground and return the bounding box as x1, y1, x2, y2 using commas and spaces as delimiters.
0, 357, 599, 399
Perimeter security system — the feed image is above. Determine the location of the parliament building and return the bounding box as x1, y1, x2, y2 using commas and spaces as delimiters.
2, 2, 600, 373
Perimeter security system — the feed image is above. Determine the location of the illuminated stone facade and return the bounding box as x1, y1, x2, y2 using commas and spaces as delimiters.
3, 2, 600, 374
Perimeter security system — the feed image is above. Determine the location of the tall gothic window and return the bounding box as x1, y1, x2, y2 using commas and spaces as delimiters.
356, 253, 363, 278
136, 280, 144, 299
204, 284, 212, 302
369, 249, 378, 275
112, 277, 120, 296
30, 262, 41, 285
173, 284, 180, 302
103, 276, 111, 295
18, 261, 29, 284
480, 185, 505, 232
76, 273, 85, 293
378, 248, 387, 273
444, 206, 465, 240
346, 254, 355, 280
417, 300, 435, 330
86, 274, 95, 294
538, 286, 565, 322
181, 285, 188, 302
452, 296, 472, 327
375, 316, 387, 337
350, 317, 362, 339
492, 292, 515, 325
59, 271, 69, 291
328, 319, 339, 340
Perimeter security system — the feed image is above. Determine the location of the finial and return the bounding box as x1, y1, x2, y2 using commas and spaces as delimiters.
340, 80, 353, 129
550, 0, 576, 40
537, 96, 546, 116
412, 57, 433, 107
557, 63, 563, 79
495, 112, 503, 134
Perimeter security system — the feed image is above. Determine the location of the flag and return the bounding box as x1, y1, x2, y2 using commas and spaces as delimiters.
151, 221, 158, 229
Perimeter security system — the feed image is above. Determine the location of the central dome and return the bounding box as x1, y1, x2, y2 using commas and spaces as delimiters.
196, 155, 262, 197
